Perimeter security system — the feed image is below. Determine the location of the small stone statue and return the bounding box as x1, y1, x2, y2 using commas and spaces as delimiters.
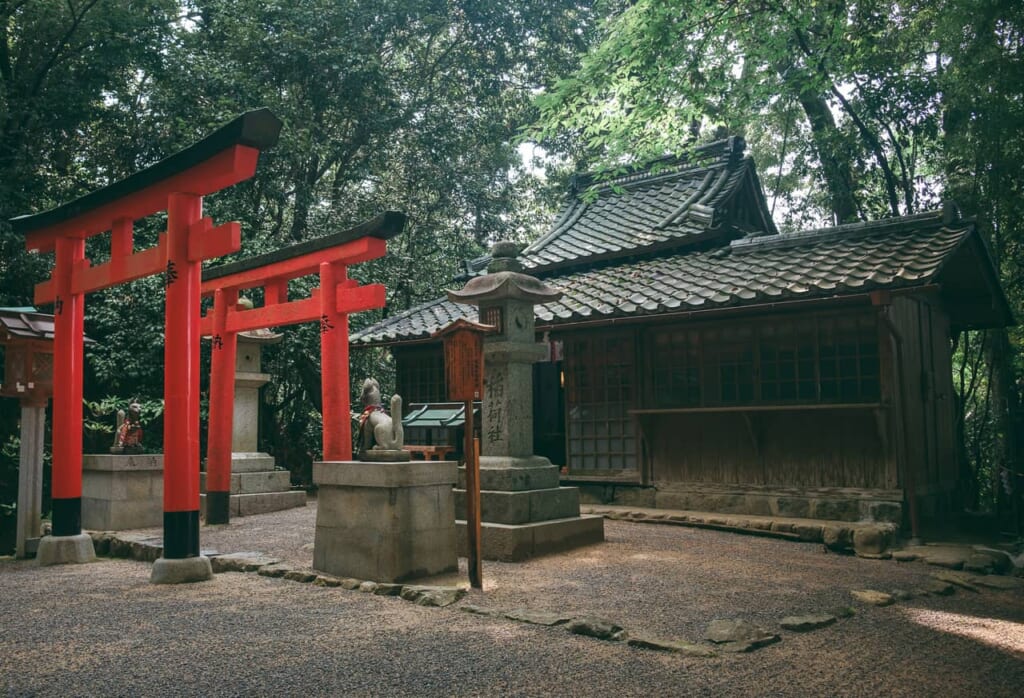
354, 378, 410, 461
110, 401, 144, 454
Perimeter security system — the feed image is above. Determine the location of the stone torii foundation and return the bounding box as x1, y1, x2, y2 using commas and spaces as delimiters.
448, 242, 604, 560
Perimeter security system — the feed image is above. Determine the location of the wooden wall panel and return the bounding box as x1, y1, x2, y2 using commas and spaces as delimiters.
646, 409, 886, 489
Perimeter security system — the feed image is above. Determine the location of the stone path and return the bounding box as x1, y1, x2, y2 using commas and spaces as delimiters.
6, 501, 1021, 696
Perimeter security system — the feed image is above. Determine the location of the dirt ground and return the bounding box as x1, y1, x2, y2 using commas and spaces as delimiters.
1, 502, 1022, 697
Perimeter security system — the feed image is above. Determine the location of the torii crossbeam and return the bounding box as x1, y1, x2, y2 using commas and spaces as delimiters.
200, 212, 406, 524
10, 109, 281, 581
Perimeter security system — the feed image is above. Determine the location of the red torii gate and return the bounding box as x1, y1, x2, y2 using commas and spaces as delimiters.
10, 109, 281, 579
200, 212, 406, 524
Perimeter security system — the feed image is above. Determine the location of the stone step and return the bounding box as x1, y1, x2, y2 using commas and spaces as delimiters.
454, 486, 581, 525
455, 514, 605, 562
200, 490, 306, 519
201, 470, 291, 495
230, 453, 277, 473
458, 457, 560, 492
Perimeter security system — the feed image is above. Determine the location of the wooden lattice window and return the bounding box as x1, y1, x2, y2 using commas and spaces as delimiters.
395, 345, 446, 404
650, 311, 881, 407
818, 315, 880, 402
652, 328, 700, 407
564, 333, 638, 471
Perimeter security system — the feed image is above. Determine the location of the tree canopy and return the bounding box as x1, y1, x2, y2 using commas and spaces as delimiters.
0, 0, 1020, 526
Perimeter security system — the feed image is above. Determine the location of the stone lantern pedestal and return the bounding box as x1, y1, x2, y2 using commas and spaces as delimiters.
448, 242, 603, 561
200, 330, 305, 518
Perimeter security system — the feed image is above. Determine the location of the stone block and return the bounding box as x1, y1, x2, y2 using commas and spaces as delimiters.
866, 501, 902, 524
151, 556, 213, 584
36, 534, 96, 566
774, 497, 811, 518
454, 487, 581, 525
455, 515, 604, 562
201, 470, 291, 495
230, 453, 277, 473
812, 498, 861, 522
314, 460, 456, 488
853, 525, 894, 556
461, 456, 561, 491
199, 490, 306, 519
233, 491, 306, 517
313, 460, 458, 582
82, 455, 163, 530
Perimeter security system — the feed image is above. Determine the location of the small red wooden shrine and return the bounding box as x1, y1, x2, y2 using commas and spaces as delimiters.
199, 212, 406, 524
10, 110, 281, 560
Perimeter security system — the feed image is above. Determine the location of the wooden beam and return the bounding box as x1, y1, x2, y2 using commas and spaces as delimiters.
200, 237, 386, 295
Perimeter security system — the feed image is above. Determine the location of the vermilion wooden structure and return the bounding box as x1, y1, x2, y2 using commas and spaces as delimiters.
10, 109, 281, 560
200, 212, 406, 524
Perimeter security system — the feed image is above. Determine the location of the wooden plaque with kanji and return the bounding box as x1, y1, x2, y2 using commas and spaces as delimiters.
444, 327, 484, 401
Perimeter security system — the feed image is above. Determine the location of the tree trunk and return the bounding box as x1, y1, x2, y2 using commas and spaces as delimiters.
986, 327, 1024, 534
796, 90, 859, 224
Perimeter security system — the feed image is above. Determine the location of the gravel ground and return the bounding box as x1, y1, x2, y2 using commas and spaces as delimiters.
1, 501, 1022, 697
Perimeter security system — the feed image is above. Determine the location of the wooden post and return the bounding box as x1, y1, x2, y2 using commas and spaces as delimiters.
51, 236, 86, 537
163, 192, 204, 558
434, 320, 490, 589
320, 262, 351, 461
464, 402, 482, 588
15, 400, 46, 558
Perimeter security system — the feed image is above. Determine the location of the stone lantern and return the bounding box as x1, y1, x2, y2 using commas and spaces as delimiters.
447, 242, 603, 561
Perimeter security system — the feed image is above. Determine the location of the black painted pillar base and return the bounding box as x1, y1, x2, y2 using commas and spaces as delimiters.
51, 497, 82, 537
163, 510, 200, 559
205, 491, 231, 525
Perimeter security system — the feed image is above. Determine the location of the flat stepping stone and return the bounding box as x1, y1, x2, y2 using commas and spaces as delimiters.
283, 570, 317, 583
932, 571, 980, 592
719, 636, 781, 653
780, 614, 837, 632
923, 554, 967, 570
627, 636, 716, 657
210, 552, 281, 573
460, 605, 503, 617
851, 590, 895, 606
705, 618, 779, 651
257, 564, 292, 578
567, 616, 626, 641
400, 586, 467, 607
314, 575, 342, 587
919, 580, 956, 596
373, 583, 403, 596
505, 608, 573, 626
971, 576, 1024, 591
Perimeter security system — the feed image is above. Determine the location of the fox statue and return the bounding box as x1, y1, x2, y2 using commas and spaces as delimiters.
356, 378, 404, 457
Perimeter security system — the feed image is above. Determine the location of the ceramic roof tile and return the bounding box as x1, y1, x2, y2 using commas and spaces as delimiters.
352, 213, 977, 346
515, 138, 762, 273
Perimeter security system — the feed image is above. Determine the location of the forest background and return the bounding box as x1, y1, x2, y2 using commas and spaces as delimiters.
0, 0, 1021, 549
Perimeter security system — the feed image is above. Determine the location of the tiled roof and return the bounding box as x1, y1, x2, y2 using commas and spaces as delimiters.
351, 211, 997, 345
459, 137, 771, 278
457, 138, 772, 279
0, 308, 56, 342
